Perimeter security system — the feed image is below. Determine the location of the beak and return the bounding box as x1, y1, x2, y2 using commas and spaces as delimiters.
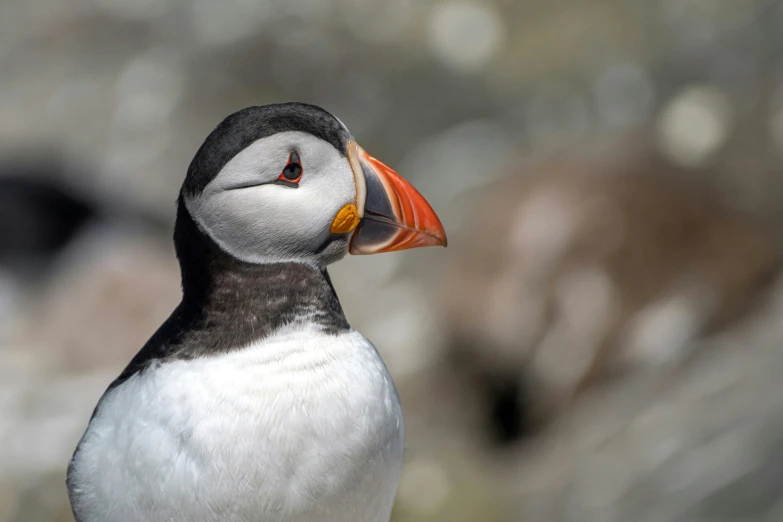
346, 141, 447, 255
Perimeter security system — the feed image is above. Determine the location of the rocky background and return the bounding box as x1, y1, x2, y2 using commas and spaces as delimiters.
3, 0, 783, 520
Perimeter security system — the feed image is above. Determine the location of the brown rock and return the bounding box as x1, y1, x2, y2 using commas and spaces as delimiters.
439, 144, 780, 432
12, 226, 181, 374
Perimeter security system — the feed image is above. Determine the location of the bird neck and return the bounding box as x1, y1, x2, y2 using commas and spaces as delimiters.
172, 198, 350, 343
104, 199, 350, 392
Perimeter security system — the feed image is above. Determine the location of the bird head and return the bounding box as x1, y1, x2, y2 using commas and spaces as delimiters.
179, 103, 446, 268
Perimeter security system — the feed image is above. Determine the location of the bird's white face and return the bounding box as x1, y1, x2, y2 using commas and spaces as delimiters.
185, 131, 357, 265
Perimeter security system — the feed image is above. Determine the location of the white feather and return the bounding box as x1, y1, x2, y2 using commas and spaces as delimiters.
69, 325, 405, 522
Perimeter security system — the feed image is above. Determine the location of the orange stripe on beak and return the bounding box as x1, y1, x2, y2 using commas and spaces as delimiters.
348, 144, 447, 255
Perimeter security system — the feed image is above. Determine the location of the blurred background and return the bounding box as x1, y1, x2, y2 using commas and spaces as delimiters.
3, 0, 783, 520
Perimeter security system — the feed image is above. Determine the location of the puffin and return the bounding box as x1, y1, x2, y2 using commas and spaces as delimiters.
66, 102, 447, 522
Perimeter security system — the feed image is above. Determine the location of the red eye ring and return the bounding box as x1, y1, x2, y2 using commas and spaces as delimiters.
275, 151, 303, 186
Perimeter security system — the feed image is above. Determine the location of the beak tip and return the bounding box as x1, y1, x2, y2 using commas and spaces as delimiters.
434, 221, 448, 248
434, 229, 448, 248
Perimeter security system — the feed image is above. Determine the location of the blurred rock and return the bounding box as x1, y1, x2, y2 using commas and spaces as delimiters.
499, 281, 783, 522
11, 224, 180, 373
438, 143, 780, 440
0, 168, 97, 279
398, 248, 783, 522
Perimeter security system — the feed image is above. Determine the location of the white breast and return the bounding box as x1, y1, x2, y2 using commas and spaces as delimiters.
68, 326, 405, 522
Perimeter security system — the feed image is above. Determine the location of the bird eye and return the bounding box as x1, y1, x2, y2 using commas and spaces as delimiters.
275, 151, 303, 187
282, 163, 301, 180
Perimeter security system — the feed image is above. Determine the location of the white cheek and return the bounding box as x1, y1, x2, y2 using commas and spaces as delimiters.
186, 137, 357, 264
201, 188, 313, 254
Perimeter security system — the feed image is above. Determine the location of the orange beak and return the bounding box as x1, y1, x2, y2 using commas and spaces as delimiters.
346, 141, 447, 255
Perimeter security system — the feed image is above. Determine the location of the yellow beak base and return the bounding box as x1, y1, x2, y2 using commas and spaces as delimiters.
330, 203, 361, 234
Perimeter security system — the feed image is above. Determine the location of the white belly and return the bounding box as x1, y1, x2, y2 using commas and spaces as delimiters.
68, 327, 405, 522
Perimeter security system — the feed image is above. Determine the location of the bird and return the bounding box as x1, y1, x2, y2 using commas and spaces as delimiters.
66, 102, 447, 522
